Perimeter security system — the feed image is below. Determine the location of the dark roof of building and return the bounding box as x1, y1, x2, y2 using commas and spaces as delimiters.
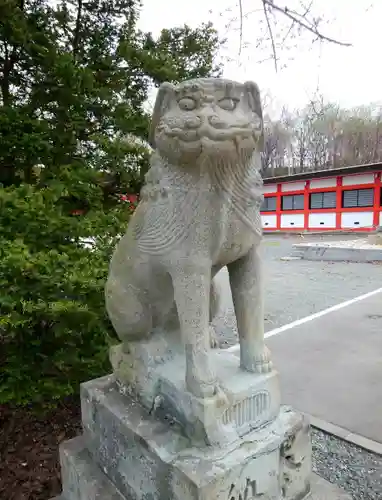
263, 162, 382, 184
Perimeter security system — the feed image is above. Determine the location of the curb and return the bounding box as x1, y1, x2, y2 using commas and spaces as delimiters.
263, 231, 370, 236
307, 414, 382, 456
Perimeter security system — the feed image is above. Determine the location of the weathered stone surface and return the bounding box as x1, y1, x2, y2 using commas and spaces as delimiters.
110, 343, 280, 447
56, 434, 351, 500
79, 374, 310, 500
105, 77, 270, 407
54, 374, 350, 500
59, 435, 125, 500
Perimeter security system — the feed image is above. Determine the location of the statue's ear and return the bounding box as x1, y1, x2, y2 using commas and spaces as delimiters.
149, 82, 175, 148
243, 81, 264, 150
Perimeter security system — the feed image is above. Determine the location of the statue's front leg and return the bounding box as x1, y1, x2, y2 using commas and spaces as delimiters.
172, 265, 217, 398
228, 244, 272, 373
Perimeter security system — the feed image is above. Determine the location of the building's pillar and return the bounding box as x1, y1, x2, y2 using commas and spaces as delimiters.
335, 176, 343, 230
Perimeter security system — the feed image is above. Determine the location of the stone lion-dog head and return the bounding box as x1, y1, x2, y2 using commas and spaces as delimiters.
149, 78, 263, 166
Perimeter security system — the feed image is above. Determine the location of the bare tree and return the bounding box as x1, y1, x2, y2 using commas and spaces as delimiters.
262, 115, 291, 175
276, 100, 382, 172
336, 106, 382, 166
235, 0, 355, 70
258, 89, 382, 176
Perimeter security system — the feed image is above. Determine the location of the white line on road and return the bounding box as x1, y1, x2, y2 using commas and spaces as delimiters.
227, 286, 382, 353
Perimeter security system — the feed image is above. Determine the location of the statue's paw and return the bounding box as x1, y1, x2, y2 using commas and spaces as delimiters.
214, 385, 229, 407
186, 366, 218, 399
243, 346, 273, 374
209, 325, 220, 349
186, 377, 217, 399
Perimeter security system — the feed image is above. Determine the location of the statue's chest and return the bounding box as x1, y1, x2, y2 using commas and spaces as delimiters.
212, 206, 261, 266
133, 176, 262, 260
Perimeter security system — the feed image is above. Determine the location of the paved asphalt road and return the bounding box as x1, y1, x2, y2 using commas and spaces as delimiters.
213, 234, 382, 347
213, 234, 382, 500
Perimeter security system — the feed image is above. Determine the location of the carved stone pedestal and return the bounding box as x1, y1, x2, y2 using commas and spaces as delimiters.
110, 339, 281, 447
52, 339, 352, 500
57, 374, 311, 500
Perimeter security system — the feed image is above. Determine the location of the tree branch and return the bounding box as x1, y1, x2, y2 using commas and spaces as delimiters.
238, 0, 243, 55
262, 0, 352, 47
280, 0, 313, 47
262, 0, 278, 71
72, 0, 83, 57
237, 0, 352, 70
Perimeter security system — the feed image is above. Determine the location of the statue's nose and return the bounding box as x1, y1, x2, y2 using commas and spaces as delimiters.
207, 115, 228, 129
184, 115, 202, 129
190, 106, 229, 130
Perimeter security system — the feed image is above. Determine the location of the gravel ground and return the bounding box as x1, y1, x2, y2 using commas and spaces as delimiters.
214, 234, 382, 500
312, 428, 382, 500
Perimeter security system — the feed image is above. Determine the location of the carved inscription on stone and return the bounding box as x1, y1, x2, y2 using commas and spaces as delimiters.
222, 391, 270, 429
228, 479, 266, 499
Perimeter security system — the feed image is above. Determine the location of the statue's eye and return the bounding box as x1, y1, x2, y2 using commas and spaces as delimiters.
178, 97, 197, 111
218, 98, 238, 111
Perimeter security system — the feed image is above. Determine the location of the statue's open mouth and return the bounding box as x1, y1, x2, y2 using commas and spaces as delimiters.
163, 126, 258, 143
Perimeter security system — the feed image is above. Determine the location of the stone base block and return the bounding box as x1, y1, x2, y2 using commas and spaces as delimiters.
56, 434, 351, 500
79, 375, 310, 500
111, 343, 281, 447
156, 349, 280, 447
59, 435, 125, 500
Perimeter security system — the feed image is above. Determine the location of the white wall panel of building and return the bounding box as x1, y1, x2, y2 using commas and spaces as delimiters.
342, 173, 374, 186
280, 213, 305, 228
261, 214, 277, 228
263, 184, 277, 194
308, 213, 336, 229
341, 212, 374, 228
310, 177, 336, 189
281, 181, 305, 192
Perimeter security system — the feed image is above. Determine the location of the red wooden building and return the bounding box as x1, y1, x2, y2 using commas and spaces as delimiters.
261, 163, 382, 232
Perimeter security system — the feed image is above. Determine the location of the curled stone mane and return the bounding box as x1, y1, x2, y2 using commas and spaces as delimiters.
133, 149, 263, 255
133, 154, 208, 254
207, 152, 263, 234
132, 76, 265, 254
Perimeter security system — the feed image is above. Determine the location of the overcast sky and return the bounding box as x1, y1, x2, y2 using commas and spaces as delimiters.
138, 0, 380, 115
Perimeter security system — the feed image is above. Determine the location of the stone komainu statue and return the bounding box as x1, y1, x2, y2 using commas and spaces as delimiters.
105, 78, 271, 399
